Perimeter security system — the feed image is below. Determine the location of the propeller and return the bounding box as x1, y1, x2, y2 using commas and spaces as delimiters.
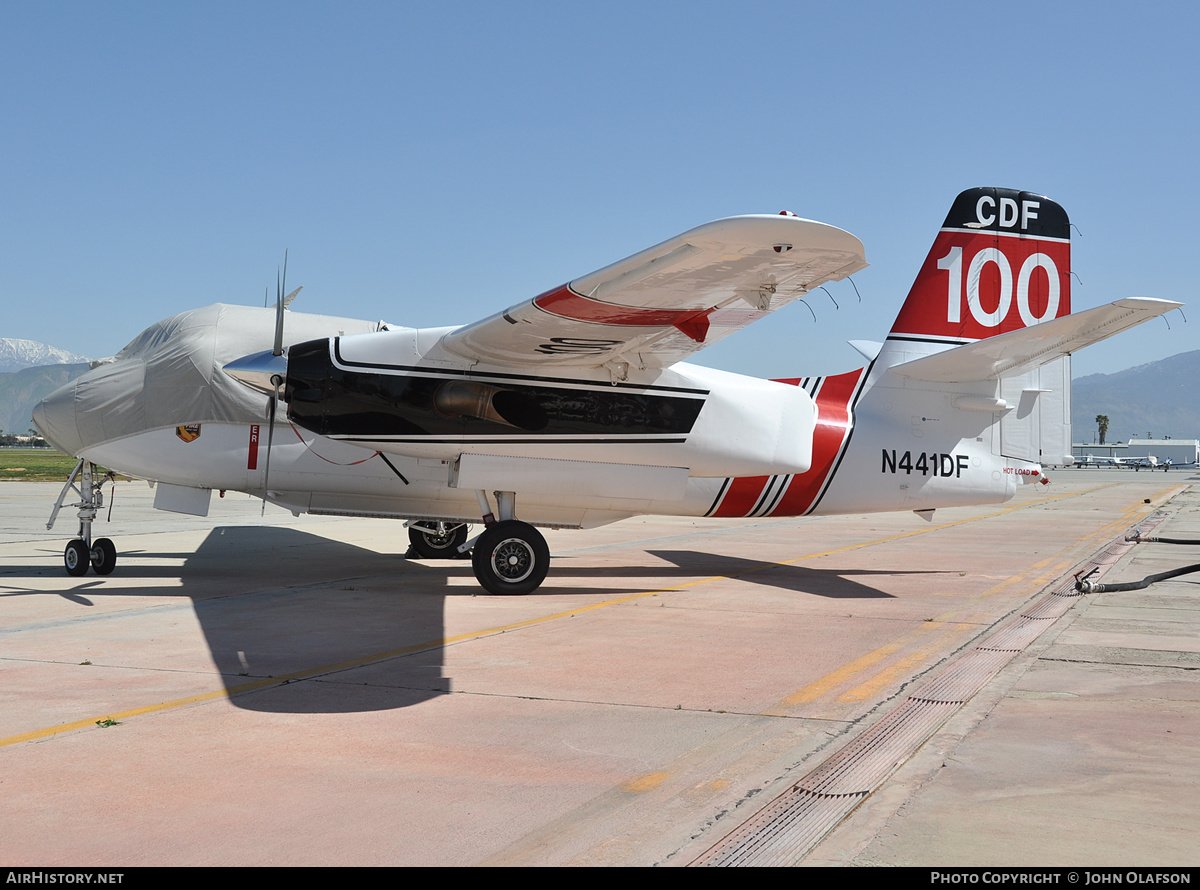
222, 254, 307, 513
261, 252, 300, 514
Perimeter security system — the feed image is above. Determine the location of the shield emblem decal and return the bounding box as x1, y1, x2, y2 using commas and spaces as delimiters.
176, 424, 202, 443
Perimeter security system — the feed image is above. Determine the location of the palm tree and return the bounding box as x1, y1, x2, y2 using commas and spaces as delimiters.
1096, 414, 1110, 445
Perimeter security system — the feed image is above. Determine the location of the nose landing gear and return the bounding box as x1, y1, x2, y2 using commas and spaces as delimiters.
48, 460, 118, 576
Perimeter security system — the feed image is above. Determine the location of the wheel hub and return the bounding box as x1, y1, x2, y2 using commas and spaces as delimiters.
492, 539, 533, 582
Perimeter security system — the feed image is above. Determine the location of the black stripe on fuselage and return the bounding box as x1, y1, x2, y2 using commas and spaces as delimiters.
756, 474, 792, 516
705, 477, 732, 516
286, 338, 706, 440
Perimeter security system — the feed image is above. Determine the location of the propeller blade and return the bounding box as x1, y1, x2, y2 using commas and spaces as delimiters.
272, 250, 288, 357
261, 378, 280, 516
273, 291, 285, 357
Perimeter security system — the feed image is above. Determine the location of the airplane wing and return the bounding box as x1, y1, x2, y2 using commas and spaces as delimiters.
439, 215, 867, 373
890, 298, 1182, 383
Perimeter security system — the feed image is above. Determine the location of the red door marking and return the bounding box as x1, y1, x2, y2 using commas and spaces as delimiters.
247, 424, 260, 470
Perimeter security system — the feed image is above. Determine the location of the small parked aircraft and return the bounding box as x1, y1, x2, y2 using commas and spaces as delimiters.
34, 187, 1180, 593
1076, 454, 1122, 468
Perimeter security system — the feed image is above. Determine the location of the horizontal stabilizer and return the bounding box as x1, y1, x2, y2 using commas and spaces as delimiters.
890, 298, 1181, 383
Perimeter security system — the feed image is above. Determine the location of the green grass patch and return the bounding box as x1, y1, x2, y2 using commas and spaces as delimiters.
0, 449, 85, 482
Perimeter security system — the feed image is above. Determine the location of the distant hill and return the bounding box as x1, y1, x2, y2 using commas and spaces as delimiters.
1072, 350, 1200, 443
0, 338, 90, 373
0, 363, 89, 435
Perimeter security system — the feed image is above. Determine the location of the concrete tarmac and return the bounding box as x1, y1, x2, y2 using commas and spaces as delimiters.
1, 469, 1197, 866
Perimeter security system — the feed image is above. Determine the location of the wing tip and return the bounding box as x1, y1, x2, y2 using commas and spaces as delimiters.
1113, 297, 1184, 313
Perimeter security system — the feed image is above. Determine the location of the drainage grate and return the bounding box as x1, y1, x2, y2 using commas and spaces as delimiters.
691, 512, 1168, 867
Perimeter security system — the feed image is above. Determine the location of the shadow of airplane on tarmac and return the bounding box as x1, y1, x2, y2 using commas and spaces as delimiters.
7, 526, 941, 715
645, 550, 914, 597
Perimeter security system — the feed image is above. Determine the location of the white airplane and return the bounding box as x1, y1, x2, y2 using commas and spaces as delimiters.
34, 187, 1180, 594
1080, 454, 1185, 471
1078, 454, 1127, 468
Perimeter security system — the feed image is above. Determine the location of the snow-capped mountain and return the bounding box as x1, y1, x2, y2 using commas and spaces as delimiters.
0, 338, 91, 372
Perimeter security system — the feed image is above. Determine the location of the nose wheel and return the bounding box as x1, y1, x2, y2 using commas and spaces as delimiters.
64, 539, 89, 577
62, 537, 117, 576
89, 538, 117, 575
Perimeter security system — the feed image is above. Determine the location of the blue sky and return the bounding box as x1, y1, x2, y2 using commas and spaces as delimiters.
2, 2, 1196, 379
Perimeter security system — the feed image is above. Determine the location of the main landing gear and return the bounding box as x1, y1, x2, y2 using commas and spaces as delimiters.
407, 491, 550, 595
471, 519, 549, 596
48, 460, 118, 577
468, 490, 549, 595
406, 521, 470, 559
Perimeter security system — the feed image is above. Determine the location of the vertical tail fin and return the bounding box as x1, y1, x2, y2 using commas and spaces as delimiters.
887, 187, 1071, 347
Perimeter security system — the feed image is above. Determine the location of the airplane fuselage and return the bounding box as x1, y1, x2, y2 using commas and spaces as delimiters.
40, 303, 1025, 532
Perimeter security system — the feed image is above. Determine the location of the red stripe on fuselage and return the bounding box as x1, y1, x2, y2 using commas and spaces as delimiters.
768, 368, 864, 516
711, 475, 771, 517
712, 368, 864, 518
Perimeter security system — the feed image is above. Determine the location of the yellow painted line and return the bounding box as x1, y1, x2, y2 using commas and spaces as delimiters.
775, 486, 1182, 711
775, 619, 971, 710
838, 649, 935, 703
4, 686, 260, 746
0, 600, 658, 748
0, 481, 1173, 749
619, 771, 672, 793
778, 641, 906, 707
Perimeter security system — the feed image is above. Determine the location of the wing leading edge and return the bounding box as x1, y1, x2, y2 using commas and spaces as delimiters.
439, 215, 867, 375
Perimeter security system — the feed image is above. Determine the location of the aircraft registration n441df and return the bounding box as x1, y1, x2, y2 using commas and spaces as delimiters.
34, 187, 1181, 594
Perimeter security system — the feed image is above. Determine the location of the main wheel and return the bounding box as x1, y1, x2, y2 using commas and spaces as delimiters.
407, 524, 469, 559
471, 520, 549, 595
64, 539, 89, 576
90, 538, 117, 575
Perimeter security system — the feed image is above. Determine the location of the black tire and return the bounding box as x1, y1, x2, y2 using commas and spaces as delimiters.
64, 539, 89, 576
407, 524, 469, 559
471, 520, 549, 595
90, 538, 117, 575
